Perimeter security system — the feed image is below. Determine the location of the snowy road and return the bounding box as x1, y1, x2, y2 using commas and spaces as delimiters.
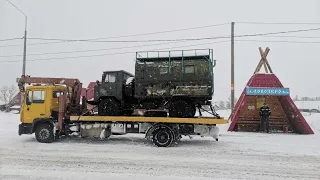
1, 111, 320, 180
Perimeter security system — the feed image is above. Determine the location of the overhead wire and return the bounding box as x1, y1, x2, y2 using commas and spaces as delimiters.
0, 41, 70, 47
235, 39, 320, 43
4, 37, 319, 64
0, 40, 188, 58
1, 26, 320, 63
28, 23, 229, 42
0, 37, 23, 42
258, 35, 320, 39
26, 27, 320, 42
2, 27, 320, 58
1, 22, 317, 44
1, 26, 319, 48
235, 27, 320, 38
236, 21, 320, 25
154, 40, 230, 51
0, 40, 230, 63
27, 36, 229, 43
0, 23, 229, 48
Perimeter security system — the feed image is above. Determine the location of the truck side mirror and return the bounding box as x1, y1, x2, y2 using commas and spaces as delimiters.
26, 92, 32, 105
26, 98, 31, 105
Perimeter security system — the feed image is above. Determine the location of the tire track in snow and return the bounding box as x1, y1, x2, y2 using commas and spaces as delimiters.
1, 147, 319, 180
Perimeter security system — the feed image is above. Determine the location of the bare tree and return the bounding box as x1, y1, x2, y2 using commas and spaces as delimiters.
225, 101, 231, 109
219, 100, 225, 110
0, 85, 18, 105
226, 96, 238, 110
293, 95, 299, 101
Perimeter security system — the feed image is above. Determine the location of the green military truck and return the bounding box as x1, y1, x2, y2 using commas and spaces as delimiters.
88, 49, 218, 118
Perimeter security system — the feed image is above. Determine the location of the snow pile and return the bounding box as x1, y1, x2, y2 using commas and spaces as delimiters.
294, 101, 320, 110
303, 112, 320, 133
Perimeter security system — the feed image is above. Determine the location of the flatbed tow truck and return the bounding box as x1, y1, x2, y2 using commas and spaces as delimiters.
17, 75, 227, 147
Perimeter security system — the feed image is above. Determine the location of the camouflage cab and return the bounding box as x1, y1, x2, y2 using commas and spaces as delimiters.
93, 70, 135, 116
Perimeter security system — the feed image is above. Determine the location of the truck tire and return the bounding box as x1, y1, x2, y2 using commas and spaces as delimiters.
98, 98, 120, 116
152, 126, 174, 147
35, 124, 54, 143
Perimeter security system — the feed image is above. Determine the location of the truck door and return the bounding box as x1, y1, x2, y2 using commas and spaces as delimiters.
23, 89, 46, 123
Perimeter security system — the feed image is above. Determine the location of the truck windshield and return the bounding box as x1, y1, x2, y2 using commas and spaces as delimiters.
53, 91, 64, 98
104, 73, 116, 83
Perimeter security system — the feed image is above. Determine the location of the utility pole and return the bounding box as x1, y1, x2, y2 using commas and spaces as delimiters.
231, 22, 235, 111
22, 19, 27, 76
6, 0, 27, 106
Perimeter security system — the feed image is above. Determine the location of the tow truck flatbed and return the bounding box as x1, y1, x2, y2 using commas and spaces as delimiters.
70, 115, 228, 125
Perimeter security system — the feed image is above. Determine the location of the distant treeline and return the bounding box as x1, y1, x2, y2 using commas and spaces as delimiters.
293, 96, 320, 101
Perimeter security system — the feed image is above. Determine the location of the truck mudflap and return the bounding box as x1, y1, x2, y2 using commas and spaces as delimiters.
18, 123, 33, 135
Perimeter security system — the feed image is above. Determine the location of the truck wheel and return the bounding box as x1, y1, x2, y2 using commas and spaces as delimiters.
152, 126, 174, 147
35, 124, 54, 143
98, 98, 120, 116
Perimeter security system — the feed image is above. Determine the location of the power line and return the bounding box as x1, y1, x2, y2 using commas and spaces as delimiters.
235, 27, 320, 38
154, 40, 230, 51
28, 23, 229, 41
0, 41, 72, 48
0, 23, 229, 48
2, 27, 320, 58
27, 36, 229, 43
1, 37, 320, 64
0, 40, 187, 57
24, 27, 320, 42
2, 26, 319, 48
236, 21, 320, 25
261, 35, 320, 39
0, 40, 229, 63
235, 39, 320, 43
0, 37, 23, 42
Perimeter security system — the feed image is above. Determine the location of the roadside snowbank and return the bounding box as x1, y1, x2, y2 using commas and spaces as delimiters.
301, 112, 320, 133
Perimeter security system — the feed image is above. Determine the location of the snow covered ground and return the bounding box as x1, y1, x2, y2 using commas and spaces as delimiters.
294, 101, 320, 111
0, 110, 320, 180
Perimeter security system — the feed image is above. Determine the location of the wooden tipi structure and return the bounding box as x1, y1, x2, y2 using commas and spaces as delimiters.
228, 47, 314, 134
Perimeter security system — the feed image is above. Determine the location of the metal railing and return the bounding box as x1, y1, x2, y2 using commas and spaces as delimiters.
136, 49, 213, 60
136, 49, 214, 73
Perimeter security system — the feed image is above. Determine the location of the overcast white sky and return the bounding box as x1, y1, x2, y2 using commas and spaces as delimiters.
0, 0, 319, 102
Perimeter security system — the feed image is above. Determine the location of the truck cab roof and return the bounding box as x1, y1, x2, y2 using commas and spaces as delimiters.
103, 70, 134, 77
26, 85, 67, 89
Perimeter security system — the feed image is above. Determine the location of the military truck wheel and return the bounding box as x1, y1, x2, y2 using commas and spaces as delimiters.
35, 124, 54, 143
169, 100, 195, 118
98, 98, 121, 116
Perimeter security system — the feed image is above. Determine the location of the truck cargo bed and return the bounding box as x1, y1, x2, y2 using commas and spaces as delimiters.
70, 115, 227, 125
